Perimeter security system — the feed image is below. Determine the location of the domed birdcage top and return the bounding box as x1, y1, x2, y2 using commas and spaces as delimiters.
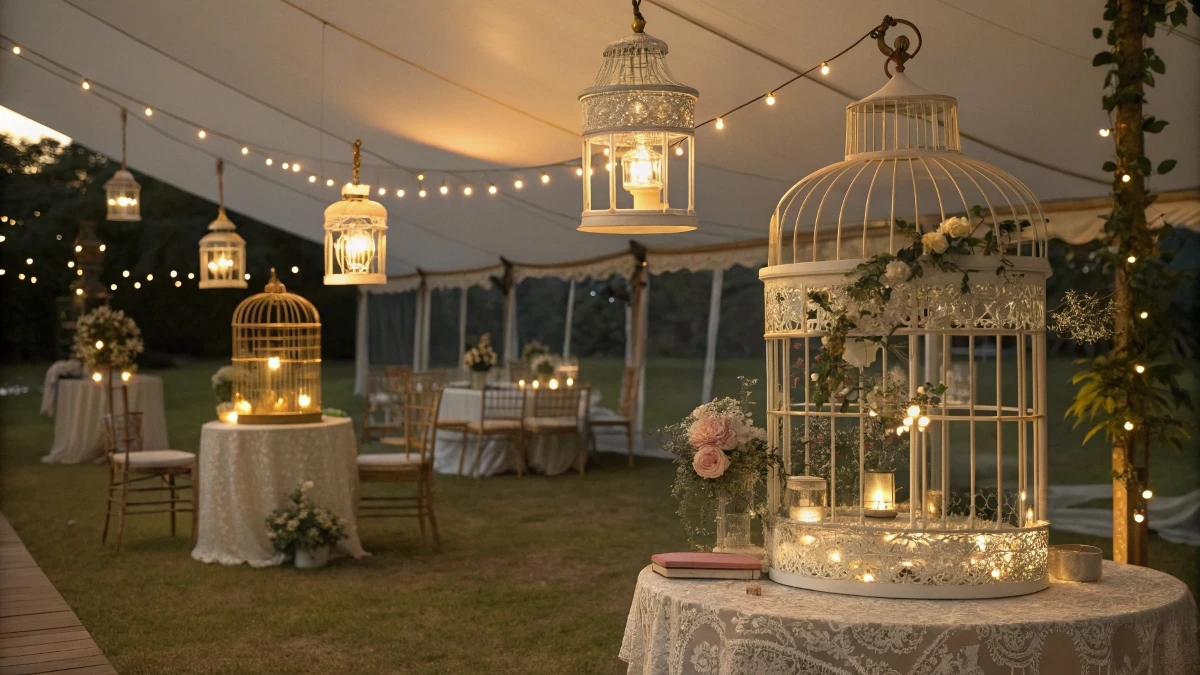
104, 168, 140, 192
201, 209, 245, 242
231, 269, 320, 327
324, 183, 387, 222
768, 69, 1048, 268
579, 5, 698, 137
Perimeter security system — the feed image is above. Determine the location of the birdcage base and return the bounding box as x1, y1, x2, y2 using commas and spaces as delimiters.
199, 279, 248, 290
324, 273, 386, 286
578, 211, 697, 234
768, 568, 1047, 600
236, 412, 324, 425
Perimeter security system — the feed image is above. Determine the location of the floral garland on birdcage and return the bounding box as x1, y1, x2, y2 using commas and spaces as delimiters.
71, 305, 144, 373
807, 211, 1028, 411
266, 480, 348, 556
659, 377, 780, 549
464, 333, 498, 372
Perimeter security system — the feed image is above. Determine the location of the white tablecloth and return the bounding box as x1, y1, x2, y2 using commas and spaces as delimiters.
191, 417, 367, 567
42, 375, 169, 464
621, 561, 1198, 674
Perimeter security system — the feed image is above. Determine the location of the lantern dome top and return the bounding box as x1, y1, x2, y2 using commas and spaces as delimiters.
232, 268, 320, 326
324, 183, 387, 220
104, 168, 139, 190
204, 209, 241, 236
579, 30, 698, 138
581, 32, 697, 95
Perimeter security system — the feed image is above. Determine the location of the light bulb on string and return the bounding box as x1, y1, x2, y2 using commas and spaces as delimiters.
1124, 421, 1135, 431
266, 158, 273, 166
488, 184, 497, 195
12, 46, 20, 54
1134, 512, 1145, 523
576, 167, 584, 176
110, 283, 117, 290
292, 164, 300, 173
198, 130, 207, 139
417, 173, 425, 181
81, 79, 90, 90
396, 189, 405, 198
145, 107, 153, 116
241, 146, 248, 154
540, 173, 550, 184
187, 273, 194, 280
1142, 489, 1153, 499
326, 178, 334, 186
291, 266, 299, 274
463, 185, 473, 196
1139, 311, 1149, 319
309, 175, 317, 183
765, 92, 775, 105
439, 183, 449, 195
820, 62, 830, 75
282, 162, 290, 170
715, 117, 725, 130
1099, 128, 1110, 137
1135, 364, 1145, 374
378, 187, 386, 196
675, 145, 683, 156
68, 261, 75, 268
514, 179, 524, 189
1122, 174, 1131, 183
418, 188, 427, 198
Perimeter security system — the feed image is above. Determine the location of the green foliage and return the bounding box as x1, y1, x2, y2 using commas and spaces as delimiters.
265, 481, 349, 555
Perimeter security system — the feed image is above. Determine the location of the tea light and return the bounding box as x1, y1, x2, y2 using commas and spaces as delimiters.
925, 489, 944, 518
863, 470, 898, 518
783, 475, 827, 522
298, 394, 311, 408
788, 506, 824, 523
236, 400, 252, 414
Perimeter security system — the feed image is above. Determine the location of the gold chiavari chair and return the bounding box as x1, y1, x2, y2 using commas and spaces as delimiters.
526, 385, 590, 475
358, 386, 444, 548
362, 366, 411, 442
586, 365, 638, 467
464, 386, 527, 478
102, 411, 197, 549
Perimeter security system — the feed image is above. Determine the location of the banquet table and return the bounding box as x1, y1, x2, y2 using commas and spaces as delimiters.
191, 416, 367, 567
42, 375, 169, 464
432, 385, 603, 477
620, 561, 1198, 674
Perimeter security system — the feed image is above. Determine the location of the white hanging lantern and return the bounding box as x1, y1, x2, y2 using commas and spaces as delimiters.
578, 0, 697, 234
105, 108, 141, 222
199, 158, 247, 289
324, 139, 386, 285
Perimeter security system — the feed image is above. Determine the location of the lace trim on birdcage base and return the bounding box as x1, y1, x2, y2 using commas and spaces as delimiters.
771, 516, 1048, 590
763, 279, 1045, 335
581, 90, 696, 136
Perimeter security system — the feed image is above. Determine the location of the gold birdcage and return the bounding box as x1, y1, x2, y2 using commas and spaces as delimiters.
231, 269, 321, 424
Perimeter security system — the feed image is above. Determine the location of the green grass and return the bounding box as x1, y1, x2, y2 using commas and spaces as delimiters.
0, 357, 1196, 674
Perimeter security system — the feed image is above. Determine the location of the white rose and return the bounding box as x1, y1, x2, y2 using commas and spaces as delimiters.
922, 231, 949, 255
939, 216, 973, 239
842, 339, 880, 369
884, 260, 910, 286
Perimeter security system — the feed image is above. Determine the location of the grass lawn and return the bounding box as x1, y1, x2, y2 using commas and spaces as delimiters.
0, 357, 1196, 674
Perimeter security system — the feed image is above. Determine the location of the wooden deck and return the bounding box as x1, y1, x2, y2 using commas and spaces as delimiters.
0, 514, 116, 675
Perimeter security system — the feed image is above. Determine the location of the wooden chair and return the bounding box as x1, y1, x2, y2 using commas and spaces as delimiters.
102, 411, 197, 549
381, 370, 467, 453
587, 365, 638, 467
362, 366, 410, 442
464, 386, 527, 478
358, 387, 443, 548
526, 385, 590, 475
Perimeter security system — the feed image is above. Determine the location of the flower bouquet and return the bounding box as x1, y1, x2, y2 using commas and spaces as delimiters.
211, 365, 236, 422
660, 378, 778, 557
266, 480, 347, 569
464, 333, 498, 389
72, 305, 143, 375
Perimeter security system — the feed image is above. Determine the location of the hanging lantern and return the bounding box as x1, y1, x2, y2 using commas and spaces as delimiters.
105, 108, 141, 222
199, 158, 247, 289
578, 0, 697, 234
324, 139, 386, 285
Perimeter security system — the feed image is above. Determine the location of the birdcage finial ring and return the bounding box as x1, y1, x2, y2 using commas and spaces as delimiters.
874, 16, 922, 77
265, 267, 286, 294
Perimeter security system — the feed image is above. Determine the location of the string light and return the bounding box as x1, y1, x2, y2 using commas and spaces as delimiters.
1139, 311, 1149, 319
418, 188, 427, 198
541, 173, 550, 184
1099, 128, 1110, 137
309, 175, 317, 183
326, 178, 334, 186
1134, 512, 1145, 523
18, 273, 25, 280
378, 187, 387, 196
576, 167, 584, 176
81, 79, 90, 90
488, 184, 497, 195
765, 92, 775, 105
122, 270, 130, 278
820, 62, 830, 75
282, 162, 290, 170
1142, 489, 1153, 499
110, 284, 117, 290
1134, 364, 1145, 374
463, 185, 473, 196
68, 261, 75, 268
1124, 421, 1135, 431
604, 162, 612, 172
25, 258, 32, 265
715, 117, 725, 130
11, 46, 20, 54
417, 173, 425, 181
198, 130, 207, 139
244, 273, 251, 280
145, 107, 153, 116
134, 281, 141, 289
396, 189, 405, 197
514, 179, 524, 189
439, 184, 449, 195
174, 280, 182, 287
187, 273, 194, 280
146, 273, 154, 281
75, 288, 83, 295
170, 270, 177, 278
675, 146, 683, 156
99, 244, 106, 252
291, 164, 300, 173
1121, 174, 1131, 182
291, 266, 299, 273
266, 158, 273, 166
75, 245, 83, 252
241, 146, 248, 155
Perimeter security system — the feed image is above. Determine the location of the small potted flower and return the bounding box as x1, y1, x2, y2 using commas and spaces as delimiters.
211, 365, 236, 422
464, 333, 498, 389
530, 353, 558, 385
266, 480, 347, 569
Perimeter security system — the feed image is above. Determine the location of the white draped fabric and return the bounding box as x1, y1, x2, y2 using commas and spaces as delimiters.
621, 563, 1199, 675
42, 375, 169, 465
191, 417, 367, 567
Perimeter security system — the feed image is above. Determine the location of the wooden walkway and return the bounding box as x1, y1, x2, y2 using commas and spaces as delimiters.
0, 514, 116, 675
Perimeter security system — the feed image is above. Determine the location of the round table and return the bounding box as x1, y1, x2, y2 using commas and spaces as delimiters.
191, 417, 367, 567
43, 375, 169, 464
620, 561, 1198, 674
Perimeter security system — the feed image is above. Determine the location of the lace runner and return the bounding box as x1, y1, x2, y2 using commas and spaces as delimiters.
620, 562, 1197, 674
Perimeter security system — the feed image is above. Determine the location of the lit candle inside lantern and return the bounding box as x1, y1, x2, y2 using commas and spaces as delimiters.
863, 470, 898, 518
121, 371, 132, 382
236, 400, 252, 414
298, 394, 311, 408
925, 489, 944, 518
92, 372, 102, 382
267, 356, 281, 370
532, 380, 539, 389
783, 475, 827, 522
566, 377, 574, 387
518, 379, 525, 389
621, 138, 664, 210
549, 378, 559, 390
788, 506, 823, 522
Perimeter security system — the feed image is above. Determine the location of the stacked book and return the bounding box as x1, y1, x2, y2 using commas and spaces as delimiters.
651, 552, 762, 580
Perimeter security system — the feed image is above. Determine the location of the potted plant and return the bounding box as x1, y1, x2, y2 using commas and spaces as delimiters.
211, 365, 235, 422
464, 333, 498, 389
266, 481, 347, 569
531, 353, 557, 385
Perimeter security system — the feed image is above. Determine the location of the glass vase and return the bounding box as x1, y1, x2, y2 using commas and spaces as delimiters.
713, 482, 766, 564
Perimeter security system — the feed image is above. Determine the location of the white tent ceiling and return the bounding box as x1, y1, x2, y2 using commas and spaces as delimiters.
1, 0, 1198, 276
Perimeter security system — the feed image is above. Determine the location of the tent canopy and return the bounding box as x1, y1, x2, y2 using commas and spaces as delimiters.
2, 0, 1198, 280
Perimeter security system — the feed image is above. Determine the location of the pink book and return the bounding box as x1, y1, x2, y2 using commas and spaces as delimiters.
651, 552, 762, 570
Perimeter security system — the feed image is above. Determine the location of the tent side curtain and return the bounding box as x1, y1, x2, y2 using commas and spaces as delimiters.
359, 190, 1200, 290
367, 292, 417, 367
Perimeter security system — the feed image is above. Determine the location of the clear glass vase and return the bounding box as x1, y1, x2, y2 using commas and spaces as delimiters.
713, 483, 766, 564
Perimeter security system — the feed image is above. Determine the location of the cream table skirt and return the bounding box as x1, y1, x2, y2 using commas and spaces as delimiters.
431, 386, 595, 477
191, 417, 367, 567
42, 375, 169, 464
620, 561, 1198, 674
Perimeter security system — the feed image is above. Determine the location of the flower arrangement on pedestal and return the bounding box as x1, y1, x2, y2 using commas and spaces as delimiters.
266, 480, 348, 569
660, 378, 778, 553
211, 366, 236, 422
464, 334, 498, 389
72, 305, 143, 377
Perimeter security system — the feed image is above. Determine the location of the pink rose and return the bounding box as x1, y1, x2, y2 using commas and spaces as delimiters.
692, 445, 730, 479
689, 414, 738, 451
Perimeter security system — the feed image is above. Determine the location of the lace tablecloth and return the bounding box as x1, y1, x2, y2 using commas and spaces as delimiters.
620, 562, 1198, 674
191, 417, 367, 567
42, 375, 169, 464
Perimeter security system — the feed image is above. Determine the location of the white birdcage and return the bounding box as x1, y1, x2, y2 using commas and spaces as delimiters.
105, 109, 141, 222
762, 25, 1051, 599
231, 269, 321, 424
324, 140, 387, 285
578, 1, 697, 234
199, 159, 247, 289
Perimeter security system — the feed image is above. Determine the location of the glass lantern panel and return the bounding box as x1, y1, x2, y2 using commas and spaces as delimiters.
106, 187, 141, 222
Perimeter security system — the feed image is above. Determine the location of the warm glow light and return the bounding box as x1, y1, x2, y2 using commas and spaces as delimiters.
1121, 174, 1131, 183
92, 372, 102, 382
170, 270, 178, 278
917, 416, 931, 428
861, 573, 874, 582
1142, 489, 1153, 499
291, 266, 299, 273
146, 273, 153, 281
576, 167, 584, 176
309, 175, 317, 183
326, 179, 335, 186
602, 148, 610, 156
1139, 311, 1148, 319
828, 551, 841, 563
122, 270, 130, 277
378, 187, 387, 196
463, 186, 473, 196
820, 62, 830, 75
549, 378, 559, 389
675, 146, 683, 156
68, 261, 75, 268
266, 158, 273, 166
174, 280, 181, 287
244, 273, 251, 280
518, 379, 525, 388
99, 244, 106, 251
95, 340, 104, 350
540, 173, 550, 184
26, 258, 32, 265
298, 394, 311, 408
991, 569, 1001, 579
82, 80, 90, 90
134, 281, 141, 289
187, 273, 194, 280
397, 189, 405, 198
488, 184, 497, 195
417, 173, 425, 181
715, 117, 724, 130
1124, 421, 1135, 431
12, 46, 20, 54
532, 380, 540, 389
1134, 513, 1145, 523
198, 130, 207, 139
566, 377, 574, 387
110, 284, 117, 290
292, 164, 300, 172
907, 405, 921, 417
282, 162, 290, 170
439, 185, 449, 195
241, 146, 249, 155
418, 189, 427, 198
514, 179, 523, 189
121, 371, 131, 382
903, 417, 914, 427
765, 92, 775, 105
30, 277, 37, 283
1127, 255, 1137, 263
267, 356, 281, 370
1099, 128, 1110, 137
895, 426, 906, 435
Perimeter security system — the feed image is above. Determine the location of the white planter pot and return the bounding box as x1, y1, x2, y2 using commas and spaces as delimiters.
294, 546, 330, 569
469, 370, 488, 390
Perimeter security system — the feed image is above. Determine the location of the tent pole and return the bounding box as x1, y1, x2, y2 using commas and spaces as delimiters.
412, 279, 425, 371
634, 271, 649, 452
701, 268, 723, 404
354, 288, 369, 396
420, 283, 432, 371
458, 287, 468, 373
562, 280, 576, 359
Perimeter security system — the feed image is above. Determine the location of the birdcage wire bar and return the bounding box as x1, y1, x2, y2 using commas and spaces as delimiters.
231, 271, 321, 424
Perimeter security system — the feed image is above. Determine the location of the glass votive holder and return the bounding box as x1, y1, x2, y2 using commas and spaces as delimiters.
783, 475, 827, 523
925, 489, 944, 518
863, 470, 898, 518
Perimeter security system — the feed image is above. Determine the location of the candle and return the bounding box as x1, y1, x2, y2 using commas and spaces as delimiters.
925, 489, 944, 518
863, 470, 898, 518
789, 506, 823, 523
